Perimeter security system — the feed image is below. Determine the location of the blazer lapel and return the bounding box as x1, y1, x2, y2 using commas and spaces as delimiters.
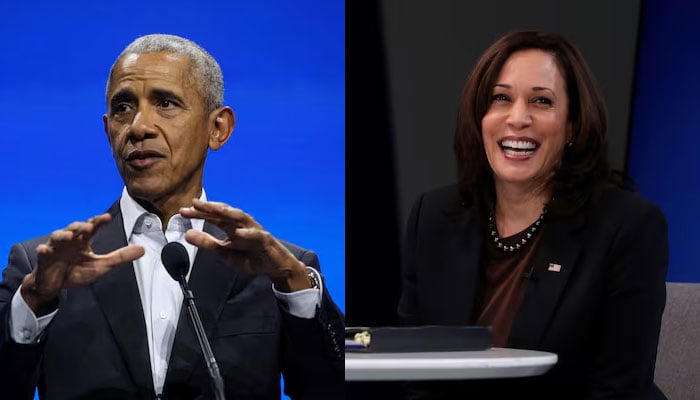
509, 212, 585, 347
90, 202, 155, 396
164, 222, 241, 387
438, 203, 484, 324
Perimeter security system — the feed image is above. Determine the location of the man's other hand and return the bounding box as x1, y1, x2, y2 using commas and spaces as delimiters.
180, 199, 314, 292
21, 213, 145, 315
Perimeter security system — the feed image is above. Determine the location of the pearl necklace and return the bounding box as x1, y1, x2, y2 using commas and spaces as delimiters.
488, 207, 548, 253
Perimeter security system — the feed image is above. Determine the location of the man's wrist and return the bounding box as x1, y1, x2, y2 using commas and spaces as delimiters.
273, 261, 316, 293
20, 274, 59, 317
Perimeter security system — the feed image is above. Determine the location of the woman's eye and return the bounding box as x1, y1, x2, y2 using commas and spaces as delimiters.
491, 94, 509, 102
532, 97, 553, 105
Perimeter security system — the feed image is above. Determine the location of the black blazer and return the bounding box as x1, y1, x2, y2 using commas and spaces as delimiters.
0, 201, 344, 400
398, 184, 669, 399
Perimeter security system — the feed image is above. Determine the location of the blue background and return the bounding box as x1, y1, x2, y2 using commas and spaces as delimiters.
628, 0, 700, 284
0, 1, 344, 398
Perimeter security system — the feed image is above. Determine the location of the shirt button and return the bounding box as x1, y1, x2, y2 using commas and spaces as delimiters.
159, 311, 168, 319
22, 329, 31, 341
145, 220, 152, 228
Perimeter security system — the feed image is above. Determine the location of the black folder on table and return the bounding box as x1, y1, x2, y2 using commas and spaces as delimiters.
345, 325, 492, 353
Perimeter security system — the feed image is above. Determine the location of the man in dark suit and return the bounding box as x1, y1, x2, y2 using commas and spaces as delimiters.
0, 33, 344, 399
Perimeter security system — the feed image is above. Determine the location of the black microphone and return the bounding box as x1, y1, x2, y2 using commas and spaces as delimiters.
161, 242, 225, 400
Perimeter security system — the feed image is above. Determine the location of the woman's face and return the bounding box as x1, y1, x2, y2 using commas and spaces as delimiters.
481, 49, 570, 193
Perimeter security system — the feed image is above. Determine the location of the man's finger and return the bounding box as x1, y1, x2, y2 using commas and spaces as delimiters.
36, 243, 53, 256
185, 229, 226, 250
95, 245, 145, 268
189, 200, 254, 223
222, 228, 270, 251
88, 213, 112, 231
66, 221, 96, 241
92, 212, 112, 223
75, 213, 113, 241
48, 229, 75, 243
191, 199, 233, 212
65, 221, 84, 231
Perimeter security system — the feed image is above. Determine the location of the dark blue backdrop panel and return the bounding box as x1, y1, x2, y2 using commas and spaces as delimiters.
0, 1, 344, 398
628, 0, 699, 283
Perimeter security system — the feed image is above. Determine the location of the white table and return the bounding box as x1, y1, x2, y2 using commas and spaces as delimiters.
345, 347, 557, 381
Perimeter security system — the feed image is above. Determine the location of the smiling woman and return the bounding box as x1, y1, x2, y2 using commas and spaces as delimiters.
397, 30, 670, 399
481, 49, 570, 223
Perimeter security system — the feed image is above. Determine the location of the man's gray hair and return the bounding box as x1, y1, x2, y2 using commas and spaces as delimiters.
106, 34, 224, 113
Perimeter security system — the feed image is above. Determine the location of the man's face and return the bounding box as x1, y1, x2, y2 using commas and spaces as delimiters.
104, 52, 213, 208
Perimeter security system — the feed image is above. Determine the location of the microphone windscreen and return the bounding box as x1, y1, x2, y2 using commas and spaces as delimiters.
161, 241, 190, 282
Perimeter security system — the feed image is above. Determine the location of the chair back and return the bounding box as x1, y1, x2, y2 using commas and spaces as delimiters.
654, 282, 700, 399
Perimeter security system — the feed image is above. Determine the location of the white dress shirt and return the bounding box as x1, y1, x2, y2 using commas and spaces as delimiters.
10, 187, 322, 395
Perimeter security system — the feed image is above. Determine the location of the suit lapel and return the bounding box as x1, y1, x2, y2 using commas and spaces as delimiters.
165, 222, 241, 386
90, 202, 155, 395
438, 203, 484, 324
509, 212, 585, 347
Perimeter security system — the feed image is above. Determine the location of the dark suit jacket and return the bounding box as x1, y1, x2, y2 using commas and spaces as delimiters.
397, 184, 669, 400
0, 201, 344, 400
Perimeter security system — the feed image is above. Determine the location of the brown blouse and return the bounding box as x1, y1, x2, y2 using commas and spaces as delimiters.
471, 231, 545, 347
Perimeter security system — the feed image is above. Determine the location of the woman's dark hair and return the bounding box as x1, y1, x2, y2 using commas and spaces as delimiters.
454, 30, 612, 219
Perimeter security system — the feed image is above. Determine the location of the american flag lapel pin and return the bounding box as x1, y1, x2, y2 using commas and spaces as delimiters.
547, 263, 562, 272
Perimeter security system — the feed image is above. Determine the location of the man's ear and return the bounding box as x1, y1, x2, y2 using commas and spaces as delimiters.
209, 106, 235, 150
103, 114, 112, 146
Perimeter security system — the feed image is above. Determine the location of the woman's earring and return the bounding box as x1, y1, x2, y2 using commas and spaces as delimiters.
566, 140, 573, 148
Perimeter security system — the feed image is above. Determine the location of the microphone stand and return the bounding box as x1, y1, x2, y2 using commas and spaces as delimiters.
177, 273, 226, 400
